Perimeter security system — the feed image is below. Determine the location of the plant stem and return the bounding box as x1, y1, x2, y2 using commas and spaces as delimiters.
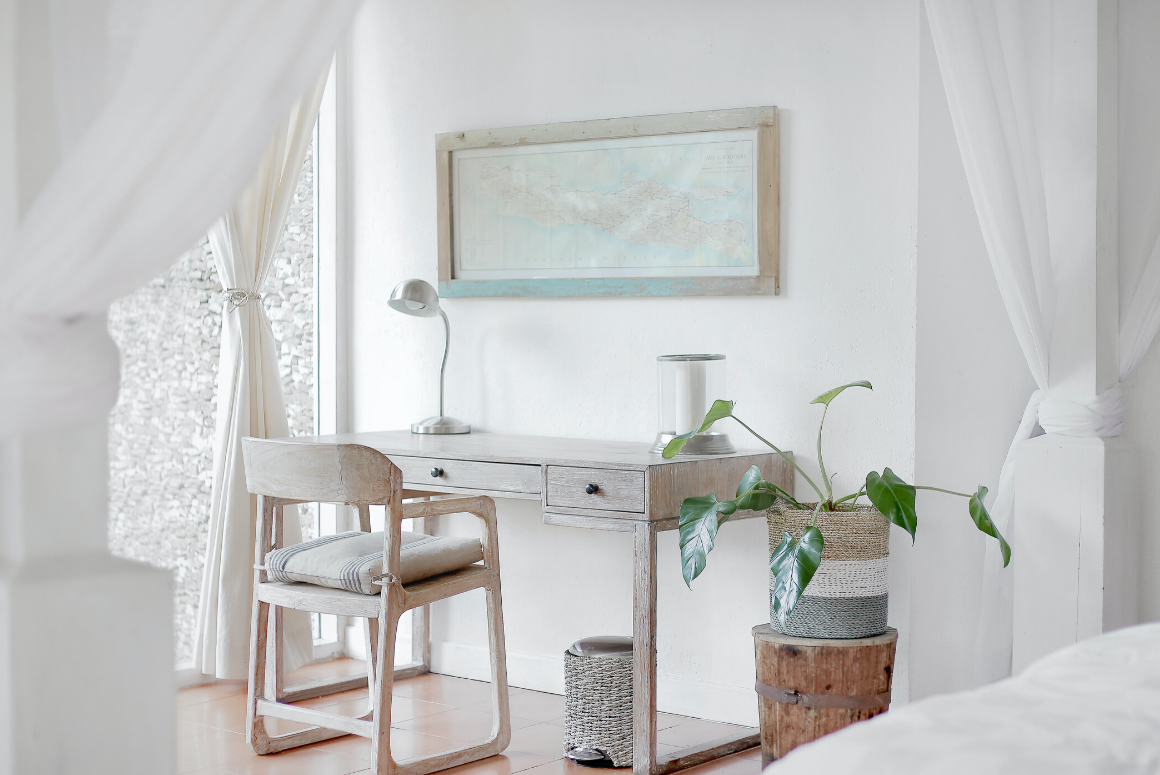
810, 501, 824, 528
817, 404, 832, 502
913, 485, 973, 498
730, 415, 827, 502
832, 488, 866, 507
736, 483, 805, 511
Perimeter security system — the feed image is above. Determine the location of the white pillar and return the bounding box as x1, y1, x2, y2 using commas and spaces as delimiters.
0, 419, 176, 775
1011, 0, 1136, 673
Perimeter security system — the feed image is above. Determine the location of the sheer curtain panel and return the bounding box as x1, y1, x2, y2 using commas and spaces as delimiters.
195, 72, 329, 679
1, 0, 359, 437
927, 0, 1160, 684
0, 2, 359, 773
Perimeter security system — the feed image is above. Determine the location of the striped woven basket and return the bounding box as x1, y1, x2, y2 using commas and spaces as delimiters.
766, 504, 889, 639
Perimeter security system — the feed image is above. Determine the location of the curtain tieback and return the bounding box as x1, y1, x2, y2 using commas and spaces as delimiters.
223, 288, 262, 310
1038, 384, 1124, 438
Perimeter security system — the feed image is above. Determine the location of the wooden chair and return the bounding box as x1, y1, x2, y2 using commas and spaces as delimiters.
241, 437, 511, 774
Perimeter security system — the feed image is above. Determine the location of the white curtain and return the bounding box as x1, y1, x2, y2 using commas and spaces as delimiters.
0, 0, 360, 439
926, 0, 1160, 683
194, 72, 328, 679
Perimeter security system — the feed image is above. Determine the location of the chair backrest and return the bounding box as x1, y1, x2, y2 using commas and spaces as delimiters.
242, 437, 399, 505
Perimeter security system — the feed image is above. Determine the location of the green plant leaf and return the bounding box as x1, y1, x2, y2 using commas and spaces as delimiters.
677, 494, 737, 587
866, 467, 917, 541
662, 399, 736, 458
968, 485, 1011, 567
733, 465, 780, 512
769, 526, 824, 628
810, 380, 873, 407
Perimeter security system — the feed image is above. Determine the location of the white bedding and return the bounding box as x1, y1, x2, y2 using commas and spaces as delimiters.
767, 623, 1160, 774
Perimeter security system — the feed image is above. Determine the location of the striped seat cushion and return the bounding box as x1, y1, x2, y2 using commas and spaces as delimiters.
265, 531, 483, 595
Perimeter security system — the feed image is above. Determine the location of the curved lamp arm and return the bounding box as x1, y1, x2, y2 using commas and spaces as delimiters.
438, 308, 450, 419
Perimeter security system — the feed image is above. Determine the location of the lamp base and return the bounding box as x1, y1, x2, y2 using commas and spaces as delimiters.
649, 431, 736, 456
411, 416, 471, 434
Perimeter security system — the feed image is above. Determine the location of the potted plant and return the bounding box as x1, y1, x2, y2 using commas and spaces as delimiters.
664, 381, 1010, 638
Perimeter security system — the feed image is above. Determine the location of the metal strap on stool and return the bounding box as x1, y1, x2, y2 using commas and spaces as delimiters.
755, 680, 890, 710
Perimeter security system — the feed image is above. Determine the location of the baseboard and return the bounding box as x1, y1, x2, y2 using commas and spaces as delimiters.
431, 641, 759, 727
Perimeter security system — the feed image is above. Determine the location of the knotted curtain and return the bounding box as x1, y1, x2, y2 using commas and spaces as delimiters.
193, 71, 329, 679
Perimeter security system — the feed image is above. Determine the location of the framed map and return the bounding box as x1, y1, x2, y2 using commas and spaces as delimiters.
435, 107, 779, 297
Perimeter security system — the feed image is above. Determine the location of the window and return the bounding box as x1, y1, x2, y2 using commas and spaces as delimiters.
107, 134, 339, 669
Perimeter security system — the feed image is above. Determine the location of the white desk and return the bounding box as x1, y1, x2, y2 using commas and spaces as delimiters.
305, 430, 792, 775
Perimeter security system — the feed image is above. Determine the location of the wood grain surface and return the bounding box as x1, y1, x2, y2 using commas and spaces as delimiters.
752, 625, 897, 765
546, 466, 646, 512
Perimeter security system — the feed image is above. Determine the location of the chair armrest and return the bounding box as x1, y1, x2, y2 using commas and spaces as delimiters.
397, 496, 500, 572
402, 496, 493, 521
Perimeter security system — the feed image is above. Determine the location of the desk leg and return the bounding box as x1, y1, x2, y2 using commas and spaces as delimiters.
633, 521, 659, 775
412, 514, 433, 670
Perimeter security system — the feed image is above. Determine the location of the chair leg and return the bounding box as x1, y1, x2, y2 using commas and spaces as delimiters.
247, 599, 273, 753
371, 599, 402, 774
484, 577, 512, 753
364, 616, 381, 718
268, 606, 285, 701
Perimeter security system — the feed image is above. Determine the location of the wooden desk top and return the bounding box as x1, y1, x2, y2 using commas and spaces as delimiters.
309, 430, 769, 471
289, 430, 790, 525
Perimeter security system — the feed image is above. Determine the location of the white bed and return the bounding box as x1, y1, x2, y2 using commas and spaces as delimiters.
767, 623, 1160, 774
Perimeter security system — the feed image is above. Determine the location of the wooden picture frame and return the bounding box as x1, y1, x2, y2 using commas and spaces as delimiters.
435, 106, 779, 298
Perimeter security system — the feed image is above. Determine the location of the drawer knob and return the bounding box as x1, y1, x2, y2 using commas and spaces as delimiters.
585, 483, 600, 495
431, 467, 444, 478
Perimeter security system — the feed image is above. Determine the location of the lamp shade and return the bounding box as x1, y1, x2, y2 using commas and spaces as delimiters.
388, 278, 440, 317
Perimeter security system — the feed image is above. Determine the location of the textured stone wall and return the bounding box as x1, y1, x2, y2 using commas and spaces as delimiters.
108, 143, 316, 665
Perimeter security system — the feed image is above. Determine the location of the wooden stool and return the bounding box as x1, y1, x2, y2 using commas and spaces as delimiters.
752, 625, 897, 765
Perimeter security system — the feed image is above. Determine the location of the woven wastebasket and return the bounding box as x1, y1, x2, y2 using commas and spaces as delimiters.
766, 504, 890, 639
563, 636, 633, 767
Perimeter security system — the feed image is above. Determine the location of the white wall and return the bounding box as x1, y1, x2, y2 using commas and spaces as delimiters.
1118, 0, 1160, 624
345, 0, 921, 724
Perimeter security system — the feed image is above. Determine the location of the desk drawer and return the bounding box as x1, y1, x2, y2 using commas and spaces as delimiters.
546, 466, 645, 513
393, 456, 541, 494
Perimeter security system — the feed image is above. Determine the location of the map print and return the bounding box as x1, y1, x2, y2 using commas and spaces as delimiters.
452, 130, 758, 280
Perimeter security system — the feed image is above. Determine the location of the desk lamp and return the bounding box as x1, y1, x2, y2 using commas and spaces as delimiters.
388, 278, 470, 434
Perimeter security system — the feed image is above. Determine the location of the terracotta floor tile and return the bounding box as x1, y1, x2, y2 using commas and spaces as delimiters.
310, 728, 462, 763
389, 695, 456, 723
440, 751, 557, 775
263, 715, 317, 737
178, 694, 251, 734
397, 707, 536, 742
217, 747, 367, 775
504, 723, 566, 759
736, 746, 763, 761
178, 720, 213, 740
680, 752, 764, 775
515, 758, 614, 775
298, 696, 376, 722
391, 673, 501, 705
178, 681, 249, 708
467, 690, 565, 723
177, 729, 253, 774
285, 658, 369, 683
656, 719, 750, 749
296, 688, 370, 710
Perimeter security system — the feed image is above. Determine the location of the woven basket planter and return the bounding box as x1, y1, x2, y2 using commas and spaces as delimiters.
766, 504, 889, 639
563, 647, 633, 767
